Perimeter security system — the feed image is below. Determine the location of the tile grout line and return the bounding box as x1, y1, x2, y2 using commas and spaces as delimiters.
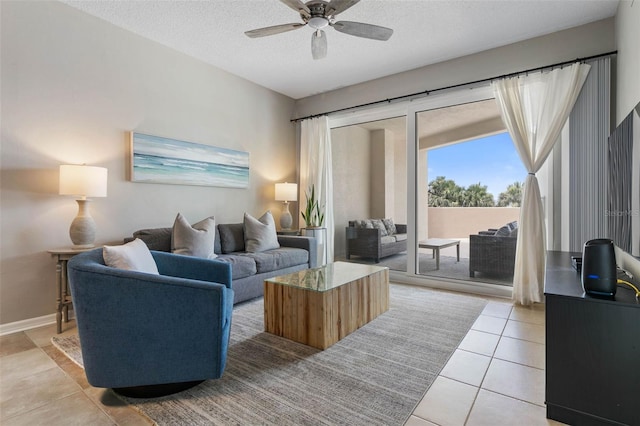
462, 306, 514, 425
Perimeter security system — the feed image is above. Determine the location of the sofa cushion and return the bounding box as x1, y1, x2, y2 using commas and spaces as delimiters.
380, 235, 396, 245
495, 225, 511, 236
243, 211, 280, 253
215, 254, 257, 279
242, 248, 309, 274
394, 233, 408, 242
354, 219, 374, 229
382, 218, 397, 236
218, 223, 245, 253
103, 238, 159, 275
132, 227, 172, 252
171, 213, 217, 259
371, 219, 388, 236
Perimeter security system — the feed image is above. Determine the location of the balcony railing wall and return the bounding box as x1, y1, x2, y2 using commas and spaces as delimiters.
428, 207, 520, 239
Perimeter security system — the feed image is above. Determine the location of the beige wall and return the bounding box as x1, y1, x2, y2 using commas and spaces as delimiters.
0, 2, 296, 326
295, 19, 615, 119
393, 129, 408, 224
331, 126, 371, 257
428, 208, 520, 239
370, 129, 395, 219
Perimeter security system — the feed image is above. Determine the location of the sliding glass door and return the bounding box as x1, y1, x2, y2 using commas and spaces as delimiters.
414, 99, 522, 288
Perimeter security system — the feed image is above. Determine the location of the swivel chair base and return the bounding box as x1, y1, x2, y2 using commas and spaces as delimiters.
113, 380, 204, 398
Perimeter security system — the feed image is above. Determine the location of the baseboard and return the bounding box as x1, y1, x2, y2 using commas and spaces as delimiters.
389, 270, 513, 299
0, 314, 57, 336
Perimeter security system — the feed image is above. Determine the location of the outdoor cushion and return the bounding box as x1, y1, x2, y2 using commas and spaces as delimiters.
218, 223, 245, 253
242, 248, 309, 274
371, 219, 388, 236
382, 218, 397, 236
380, 235, 397, 245
215, 254, 257, 279
354, 219, 374, 229
394, 233, 408, 242
495, 225, 512, 236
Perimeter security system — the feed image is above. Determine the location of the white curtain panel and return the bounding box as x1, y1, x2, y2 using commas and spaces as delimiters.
300, 116, 335, 263
493, 63, 590, 305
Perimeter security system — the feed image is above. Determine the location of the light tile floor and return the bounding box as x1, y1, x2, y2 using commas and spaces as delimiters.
0, 293, 565, 425
406, 300, 565, 426
0, 320, 152, 425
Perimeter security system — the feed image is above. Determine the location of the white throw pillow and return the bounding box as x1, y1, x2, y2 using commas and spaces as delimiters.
244, 211, 280, 253
171, 213, 217, 259
103, 238, 159, 275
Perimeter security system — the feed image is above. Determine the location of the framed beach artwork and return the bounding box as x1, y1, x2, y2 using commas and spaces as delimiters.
129, 132, 249, 188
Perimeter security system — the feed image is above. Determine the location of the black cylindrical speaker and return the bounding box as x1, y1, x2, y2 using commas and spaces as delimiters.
581, 238, 617, 297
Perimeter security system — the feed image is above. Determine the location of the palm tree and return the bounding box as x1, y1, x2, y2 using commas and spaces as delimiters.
462, 183, 495, 207
497, 181, 524, 207
428, 176, 463, 207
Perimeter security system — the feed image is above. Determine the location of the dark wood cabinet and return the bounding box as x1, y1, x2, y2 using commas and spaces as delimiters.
544, 251, 640, 425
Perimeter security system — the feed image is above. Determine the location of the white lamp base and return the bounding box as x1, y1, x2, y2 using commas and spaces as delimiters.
69, 199, 96, 248
280, 201, 293, 230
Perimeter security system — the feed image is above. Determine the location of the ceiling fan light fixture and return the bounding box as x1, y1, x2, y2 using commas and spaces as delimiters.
308, 16, 329, 30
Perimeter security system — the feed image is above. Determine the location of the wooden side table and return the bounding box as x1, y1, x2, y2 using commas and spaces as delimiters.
48, 247, 94, 333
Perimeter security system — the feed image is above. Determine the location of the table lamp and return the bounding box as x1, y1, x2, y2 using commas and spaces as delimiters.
59, 164, 108, 248
275, 182, 297, 230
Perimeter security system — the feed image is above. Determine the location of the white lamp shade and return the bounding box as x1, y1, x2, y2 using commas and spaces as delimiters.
275, 182, 297, 202
59, 165, 108, 198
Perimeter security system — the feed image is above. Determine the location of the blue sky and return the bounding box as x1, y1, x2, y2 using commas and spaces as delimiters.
427, 132, 526, 201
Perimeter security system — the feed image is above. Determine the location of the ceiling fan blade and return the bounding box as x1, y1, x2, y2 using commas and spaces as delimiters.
280, 0, 311, 18
332, 20, 393, 41
311, 30, 327, 60
326, 0, 360, 16
245, 23, 305, 38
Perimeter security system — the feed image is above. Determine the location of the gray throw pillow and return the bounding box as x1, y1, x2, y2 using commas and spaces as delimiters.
103, 238, 159, 275
371, 219, 388, 236
218, 223, 244, 253
244, 211, 280, 253
382, 218, 397, 236
171, 213, 217, 259
495, 225, 511, 237
355, 219, 374, 229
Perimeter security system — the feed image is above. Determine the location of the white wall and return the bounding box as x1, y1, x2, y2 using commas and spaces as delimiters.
0, 2, 296, 326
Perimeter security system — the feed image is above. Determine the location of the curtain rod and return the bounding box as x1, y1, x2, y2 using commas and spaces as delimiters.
290, 50, 617, 123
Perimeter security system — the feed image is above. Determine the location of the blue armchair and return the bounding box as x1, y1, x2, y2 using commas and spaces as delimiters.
67, 248, 234, 397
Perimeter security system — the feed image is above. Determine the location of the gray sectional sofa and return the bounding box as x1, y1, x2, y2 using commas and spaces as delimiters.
127, 224, 317, 305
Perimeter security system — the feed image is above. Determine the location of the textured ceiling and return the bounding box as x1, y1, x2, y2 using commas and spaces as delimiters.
61, 0, 619, 99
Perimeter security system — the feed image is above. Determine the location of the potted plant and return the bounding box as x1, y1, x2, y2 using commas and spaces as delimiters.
301, 184, 325, 228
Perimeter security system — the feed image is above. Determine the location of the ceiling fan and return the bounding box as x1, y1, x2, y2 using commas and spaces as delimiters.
245, 0, 393, 60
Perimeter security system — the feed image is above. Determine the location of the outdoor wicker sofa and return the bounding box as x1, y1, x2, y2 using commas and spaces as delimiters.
469, 221, 518, 278
345, 219, 407, 263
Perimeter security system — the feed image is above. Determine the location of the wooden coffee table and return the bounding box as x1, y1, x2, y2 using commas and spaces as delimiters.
418, 238, 460, 270
264, 262, 389, 350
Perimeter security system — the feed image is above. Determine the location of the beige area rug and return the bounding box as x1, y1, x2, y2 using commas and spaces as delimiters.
52, 284, 487, 425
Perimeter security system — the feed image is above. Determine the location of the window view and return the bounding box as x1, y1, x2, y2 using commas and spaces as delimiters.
417, 100, 526, 286
330, 99, 526, 288
424, 133, 526, 285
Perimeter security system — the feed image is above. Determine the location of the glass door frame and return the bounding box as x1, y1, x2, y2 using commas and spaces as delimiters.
329, 84, 513, 299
